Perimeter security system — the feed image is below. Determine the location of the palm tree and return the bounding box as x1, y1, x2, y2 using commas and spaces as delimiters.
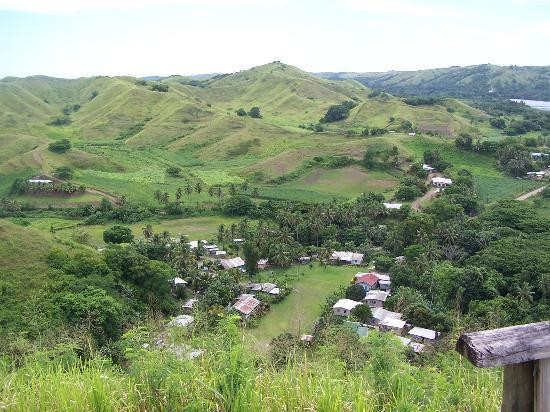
142, 224, 153, 240
195, 181, 203, 195
185, 183, 193, 197
175, 187, 183, 201
217, 224, 225, 248
241, 181, 249, 192
154, 190, 162, 204
161, 192, 170, 205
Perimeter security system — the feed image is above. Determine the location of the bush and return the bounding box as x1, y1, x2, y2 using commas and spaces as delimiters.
403, 96, 441, 106
351, 304, 372, 323
222, 195, 256, 216
490, 118, 506, 129
346, 284, 366, 301
320, 101, 357, 123
150, 83, 168, 92
236, 108, 247, 116
53, 166, 74, 179
103, 225, 134, 244
248, 107, 262, 118
542, 187, 550, 199
48, 117, 72, 126
395, 185, 421, 201
48, 139, 72, 153
166, 166, 182, 177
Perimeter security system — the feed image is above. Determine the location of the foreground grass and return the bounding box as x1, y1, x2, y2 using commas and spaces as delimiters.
248, 264, 358, 350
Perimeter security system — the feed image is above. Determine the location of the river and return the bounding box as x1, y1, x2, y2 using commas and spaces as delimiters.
510, 99, 550, 111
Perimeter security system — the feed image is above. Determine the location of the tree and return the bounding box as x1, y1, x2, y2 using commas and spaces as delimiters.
175, 187, 183, 201
53, 166, 74, 179
154, 190, 162, 204
236, 108, 247, 116
166, 166, 182, 177
351, 304, 372, 323
195, 181, 203, 194
142, 224, 153, 240
150, 83, 169, 92
222, 195, 256, 216
185, 183, 193, 197
346, 284, 366, 301
243, 242, 260, 278
241, 181, 249, 192
103, 225, 134, 244
229, 183, 237, 196
490, 118, 506, 129
48, 139, 72, 153
161, 192, 170, 205
248, 107, 261, 118
252, 187, 259, 198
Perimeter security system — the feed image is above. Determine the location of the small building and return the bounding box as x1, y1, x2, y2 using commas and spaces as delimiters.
371, 307, 402, 326
173, 277, 187, 286
383, 202, 402, 210
379, 317, 406, 333
28, 175, 53, 184
530, 152, 549, 159
260, 282, 279, 295
408, 132, 416, 136
298, 256, 311, 264
232, 295, 261, 319
355, 273, 380, 292
330, 251, 364, 265
408, 326, 438, 343
221, 257, 246, 270
257, 258, 269, 270
364, 290, 389, 308
167, 315, 194, 328
526, 171, 546, 180
431, 177, 453, 188
332, 299, 362, 317
422, 164, 435, 172
214, 250, 227, 257
375, 274, 391, 291
343, 320, 369, 337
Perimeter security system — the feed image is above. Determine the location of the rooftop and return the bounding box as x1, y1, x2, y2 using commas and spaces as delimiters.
333, 298, 362, 311
233, 295, 260, 315
409, 326, 437, 340
372, 307, 402, 321
365, 290, 389, 302
221, 257, 246, 269
355, 273, 379, 286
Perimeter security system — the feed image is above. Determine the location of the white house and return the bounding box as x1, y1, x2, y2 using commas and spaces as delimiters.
371, 307, 402, 325
383, 202, 402, 210
221, 257, 246, 270
332, 299, 362, 317
408, 132, 416, 136
422, 164, 435, 172
526, 171, 546, 179
375, 274, 391, 291
330, 251, 364, 265
28, 175, 53, 184
431, 177, 453, 188
379, 317, 406, 333
364, 290, 389, 308
408, 326, 438, 343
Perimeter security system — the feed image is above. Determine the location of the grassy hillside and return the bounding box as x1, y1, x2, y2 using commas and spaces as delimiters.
0, 62, 532, 206
319, 64, 550, 100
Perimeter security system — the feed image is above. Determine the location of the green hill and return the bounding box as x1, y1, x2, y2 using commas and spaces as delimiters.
318, 64, 550, 100
0, 62, 531, 205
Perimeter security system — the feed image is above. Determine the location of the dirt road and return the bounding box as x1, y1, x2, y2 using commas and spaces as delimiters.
411, 188, 438, 211
515, 186, 547, 201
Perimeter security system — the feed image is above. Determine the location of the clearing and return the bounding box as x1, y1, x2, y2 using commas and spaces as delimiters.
246, 263, 359, 352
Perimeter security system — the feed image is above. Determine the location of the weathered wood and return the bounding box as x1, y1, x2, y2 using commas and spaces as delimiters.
502, 362, 534, 412
456, 321, 550, 367
535, 358, 550, 412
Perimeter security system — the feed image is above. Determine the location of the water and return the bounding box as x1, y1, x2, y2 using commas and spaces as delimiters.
510, 99, 550, 111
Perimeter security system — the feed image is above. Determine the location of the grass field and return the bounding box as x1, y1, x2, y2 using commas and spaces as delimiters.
27, 215, 243, 248
247, 263, 359, 351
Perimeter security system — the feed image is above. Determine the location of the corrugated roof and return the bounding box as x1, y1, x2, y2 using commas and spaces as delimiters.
233, 295, 260, 315
408, 326, 437, 340
356, 273, 379, 286
221, 257, 245, 269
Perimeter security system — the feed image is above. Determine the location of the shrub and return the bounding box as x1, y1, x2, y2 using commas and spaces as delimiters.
236, 108, 247, 116
48, 117, 72, 126
166, 166, 182, 177
346, 284, 366, 301
103, 225, 134, 244
320, 101, 357, 123
48, 139, 72, 153
150, 83, 168, 92
351, 304, 372, 323
490, 118, 506, 129
248, 107, 261, 118
53, 166, 74, 179
222, 195, 256, 216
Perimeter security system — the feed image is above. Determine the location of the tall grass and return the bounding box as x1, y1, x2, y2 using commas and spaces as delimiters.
0, 324, 502, 412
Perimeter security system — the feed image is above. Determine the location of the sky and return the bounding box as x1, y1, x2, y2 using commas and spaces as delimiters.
0, 0, 549, 78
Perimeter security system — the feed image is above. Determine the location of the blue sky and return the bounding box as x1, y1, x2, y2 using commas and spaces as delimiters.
0, 0, 549, 78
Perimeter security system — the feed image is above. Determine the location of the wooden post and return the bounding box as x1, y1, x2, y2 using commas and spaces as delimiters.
456, 321, 550, 412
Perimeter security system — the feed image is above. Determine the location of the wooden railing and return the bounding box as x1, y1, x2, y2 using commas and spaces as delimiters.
456, 321, 550, 412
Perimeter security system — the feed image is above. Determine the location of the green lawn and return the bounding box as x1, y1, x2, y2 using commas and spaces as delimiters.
247, 263, 359, 352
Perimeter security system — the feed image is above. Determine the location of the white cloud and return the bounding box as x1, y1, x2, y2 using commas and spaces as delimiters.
336, 0, 459, 17
0, 0, 284, 14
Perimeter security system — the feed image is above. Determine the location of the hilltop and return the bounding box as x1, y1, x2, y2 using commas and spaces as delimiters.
317, 64, 550, 100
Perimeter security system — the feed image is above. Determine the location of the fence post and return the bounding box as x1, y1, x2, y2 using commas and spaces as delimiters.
456, 321, 550, 412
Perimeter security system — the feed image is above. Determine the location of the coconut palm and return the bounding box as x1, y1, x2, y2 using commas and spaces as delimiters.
195, 181, 203, 194
142, 224, 153, 240
185, 183, 193, 196
175, 187, 183, 201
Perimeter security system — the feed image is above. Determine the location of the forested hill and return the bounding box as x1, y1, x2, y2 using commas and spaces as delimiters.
316, 64, 550, 100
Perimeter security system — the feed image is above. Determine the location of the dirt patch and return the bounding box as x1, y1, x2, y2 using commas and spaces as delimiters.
418, 123, 452, 136
304, 168, 325, 184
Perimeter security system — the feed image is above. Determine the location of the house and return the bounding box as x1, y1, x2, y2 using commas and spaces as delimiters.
232, 295, 261, 318
28, 175, 53, 184
172, 277, 187, 286
364, 290, 389, 308
167, 315, 194, 327
214, 250, 227, 257
375, 274, 391, 291
355, 273, 380, 292
526, 171, 546, 179
182, 298, 197, 312
257, 258, 269, 270
431, 177, 453, 188
298, 256, 311, 264
332, 299, 362, 317
397, 336, 425, 353
530, 152, 549, 159
383, 202, 402, 210
408, 326, 438, 343
371, 307, 402, 326
422, 164, 435, 172
221, 257, 246, 270
343, 320, 369, 337
260, 282, 280, 295
330, 251, 364, 265
379, 317, 406, 333
408, 132, 416, 136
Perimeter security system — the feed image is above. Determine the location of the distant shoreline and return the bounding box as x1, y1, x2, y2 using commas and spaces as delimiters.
510, 99, 550, 111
